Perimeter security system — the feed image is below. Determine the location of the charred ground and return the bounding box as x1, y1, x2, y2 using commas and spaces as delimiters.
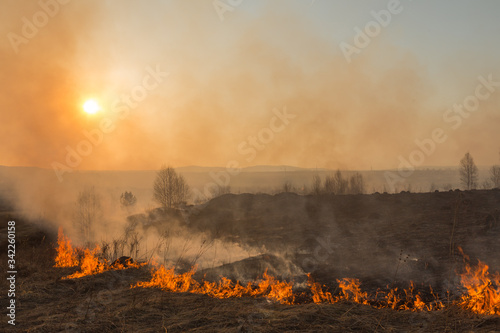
1, 189, 500, 332
185, 190, 500, 291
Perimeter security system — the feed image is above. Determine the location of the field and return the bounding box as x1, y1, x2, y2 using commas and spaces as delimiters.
1, 189, 500, 332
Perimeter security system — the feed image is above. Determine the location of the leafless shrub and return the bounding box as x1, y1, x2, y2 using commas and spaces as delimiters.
190, 237, 214, 267
332, 170, 348, 194
311, 175, 322, 195
324, 175, 334, 194
348, 172, 365, 194
100, 240, 110, 261
282, 180, 294, 193
127, 231, 141, 258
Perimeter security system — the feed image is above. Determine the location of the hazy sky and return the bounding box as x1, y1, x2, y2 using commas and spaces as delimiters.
1, 0, 499, 172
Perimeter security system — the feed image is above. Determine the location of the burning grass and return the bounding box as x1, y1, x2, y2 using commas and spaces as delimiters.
133, 265, 294, 304
55, 228, 146, 279
307, 275, 444, 311
54, 229, 500, 316
458, 248, 500, 315
53, 227, 79, 268
130, 261, 499, 315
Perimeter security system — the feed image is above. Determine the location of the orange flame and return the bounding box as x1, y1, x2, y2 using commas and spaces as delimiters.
54, 228, 145, 279
53, 232, 499, 315
307, 275, 444, 311
54, 227, 78, 268
133, 265, 294, 304
63, 246, 107, 279
61, 248, 146, 280
337, 278, 370, 305
459, 259, 500, 315
308, 274, 334, 303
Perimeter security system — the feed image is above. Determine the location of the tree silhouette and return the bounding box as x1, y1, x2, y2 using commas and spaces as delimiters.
74, 186, 102, 243
333, 170, 348, 194
348, 172, 365, 194
120, 191, 137, 210
153, 165, 190, 210
459, 152, 478, 190
311, 174, 322, 195
490, 165, 500, 188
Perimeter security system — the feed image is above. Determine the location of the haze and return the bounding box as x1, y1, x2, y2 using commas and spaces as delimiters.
1, 0, 499, 173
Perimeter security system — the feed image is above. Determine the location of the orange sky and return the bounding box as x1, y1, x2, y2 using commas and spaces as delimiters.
1, 1, 499, 173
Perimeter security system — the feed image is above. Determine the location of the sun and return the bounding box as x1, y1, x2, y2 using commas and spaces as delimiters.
82, 99, 101, 114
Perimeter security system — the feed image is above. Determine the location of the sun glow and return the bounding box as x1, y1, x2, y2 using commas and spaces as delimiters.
83, 99, 101, 114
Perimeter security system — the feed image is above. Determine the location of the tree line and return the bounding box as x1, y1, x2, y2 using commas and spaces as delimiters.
460, 151, 500, 190
71, 154, 500, 243
310, 170, 365, 195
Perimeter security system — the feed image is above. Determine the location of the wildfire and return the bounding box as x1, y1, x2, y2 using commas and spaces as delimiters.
61, 247, 146, 280
459, 259, 500, 315
53, 231, 500, 315
307, 275, 443, 311
308, 274, 334, 304
337, 278, 370, 305
133, 266, 294, 305
63, 247, 107, 279
54, 227, 78, 267
54, 228, 145, 279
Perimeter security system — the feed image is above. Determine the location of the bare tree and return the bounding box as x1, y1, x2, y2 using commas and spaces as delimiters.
311, 174, 322, 195
174, 173, 190, 206
74, 186, 102, 243
348, 172, 365, 194
481, 179, 492, 189
153, 165, 190, 210
324, 175, 335, 194
154, 166, 176, 210
459, 152, 478, 190
282, 180, 293, 193
490, 165, 500, 188
333, 170, 348, 194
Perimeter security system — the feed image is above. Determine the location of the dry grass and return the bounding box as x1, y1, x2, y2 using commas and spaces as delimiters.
0, 219, 498, 332
2, 189, 500, 333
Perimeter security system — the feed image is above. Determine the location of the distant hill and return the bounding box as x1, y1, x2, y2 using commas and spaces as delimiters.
176, 165, 311, 173
0, 164, 495, 211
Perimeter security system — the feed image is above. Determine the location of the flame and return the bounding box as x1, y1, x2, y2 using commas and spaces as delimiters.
459, 259, 500, 315
53, 232, 499, 315
54, 227, 79, 267
54, 228, 145, 279
63, 246, 107, 279
133, 266, 294, 304
337, 278, 370, 305
307, 275, 443, 311
61, 248, 146, 280
308, 274, 334, 303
